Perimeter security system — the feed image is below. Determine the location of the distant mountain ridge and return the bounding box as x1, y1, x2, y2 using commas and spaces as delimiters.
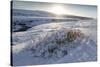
12, 9, 55, 17
12, 9, 94, 20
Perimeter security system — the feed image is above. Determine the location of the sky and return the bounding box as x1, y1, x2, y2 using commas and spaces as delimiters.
12, 1, 97, 18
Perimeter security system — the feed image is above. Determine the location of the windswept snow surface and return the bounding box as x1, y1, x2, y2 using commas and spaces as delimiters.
12, 9, 97, 66
12, 19, 97, 66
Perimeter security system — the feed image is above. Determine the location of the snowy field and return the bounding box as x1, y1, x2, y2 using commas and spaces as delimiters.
11, 9, 97, 66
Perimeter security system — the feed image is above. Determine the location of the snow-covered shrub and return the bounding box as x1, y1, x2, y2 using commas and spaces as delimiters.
67, 29, 84, 42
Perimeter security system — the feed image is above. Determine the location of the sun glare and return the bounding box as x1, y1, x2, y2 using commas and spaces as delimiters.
49, 5, 67, 15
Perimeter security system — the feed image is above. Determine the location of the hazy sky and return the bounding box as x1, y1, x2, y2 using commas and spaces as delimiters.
12, 1, 97, 18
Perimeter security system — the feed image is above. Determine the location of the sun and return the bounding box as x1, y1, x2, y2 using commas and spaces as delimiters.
49, 5, 67, 15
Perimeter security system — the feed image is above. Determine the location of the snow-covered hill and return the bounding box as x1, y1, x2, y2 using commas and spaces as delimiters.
12, 9, 95, 32
12, 21, 97, 66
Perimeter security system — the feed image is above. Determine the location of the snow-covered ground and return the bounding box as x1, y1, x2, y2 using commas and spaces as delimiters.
11, 9, 97, 66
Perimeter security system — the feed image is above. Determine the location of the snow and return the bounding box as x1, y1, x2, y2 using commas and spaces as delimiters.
11, 9, 97, 66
